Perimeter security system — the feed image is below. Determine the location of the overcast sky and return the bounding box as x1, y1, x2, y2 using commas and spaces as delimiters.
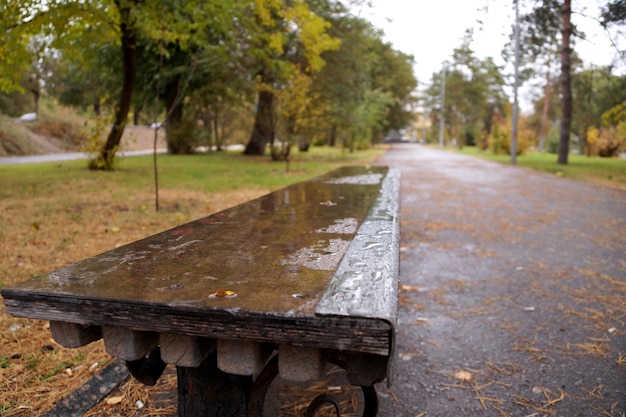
359, 0, 623, 102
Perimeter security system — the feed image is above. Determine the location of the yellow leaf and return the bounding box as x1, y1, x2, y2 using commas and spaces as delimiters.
209, 289, 237, 298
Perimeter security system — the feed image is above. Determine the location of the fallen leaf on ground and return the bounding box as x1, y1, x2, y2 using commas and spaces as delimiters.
453, 370, 473, 382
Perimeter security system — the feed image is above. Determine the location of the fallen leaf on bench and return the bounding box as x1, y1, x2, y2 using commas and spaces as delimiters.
106, 395, 124, 405
209, 290, 237, 298
171, 228, 193, 236
320, 200, 337, 206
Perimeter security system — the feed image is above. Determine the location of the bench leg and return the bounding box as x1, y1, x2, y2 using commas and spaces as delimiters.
177, 351, 252, 417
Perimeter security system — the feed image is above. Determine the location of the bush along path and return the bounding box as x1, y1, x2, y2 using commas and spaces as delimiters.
374, 144, 626, 416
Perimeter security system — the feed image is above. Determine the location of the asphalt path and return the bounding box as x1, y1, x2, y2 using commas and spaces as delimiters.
373, 144, 626, 416
0, 145, 247, 166
0, 149, 167, 165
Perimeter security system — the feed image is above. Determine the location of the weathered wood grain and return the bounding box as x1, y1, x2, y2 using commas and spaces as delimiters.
3, 295, 391, 356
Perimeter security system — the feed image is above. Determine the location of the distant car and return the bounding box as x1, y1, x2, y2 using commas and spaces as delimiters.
383, 136, 409, 143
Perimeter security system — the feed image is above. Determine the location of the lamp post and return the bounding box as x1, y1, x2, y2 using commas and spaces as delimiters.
511, 0, 520, 164
438, 62, 447, 148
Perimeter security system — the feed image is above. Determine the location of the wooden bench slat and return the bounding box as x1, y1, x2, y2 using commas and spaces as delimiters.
316, 167, 400, 324
3, 167, 389, 316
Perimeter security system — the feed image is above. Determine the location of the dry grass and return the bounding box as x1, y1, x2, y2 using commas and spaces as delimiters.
0, 187, 261, 416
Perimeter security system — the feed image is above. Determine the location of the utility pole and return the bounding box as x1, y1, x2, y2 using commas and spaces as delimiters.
438, 62, 446, 148
511, 0, 520, 164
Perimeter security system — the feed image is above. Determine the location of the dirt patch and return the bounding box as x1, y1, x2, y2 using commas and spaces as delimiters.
119, 126, 167, 152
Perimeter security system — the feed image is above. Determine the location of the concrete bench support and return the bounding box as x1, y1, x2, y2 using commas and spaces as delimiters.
217, 339, 272, 376
103, 327, 159, 361
50, 321, 102, 348
160, 334, 215, 368
279, 344, 327, 382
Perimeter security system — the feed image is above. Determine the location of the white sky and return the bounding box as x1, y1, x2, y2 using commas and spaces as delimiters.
359, 0, 623, 102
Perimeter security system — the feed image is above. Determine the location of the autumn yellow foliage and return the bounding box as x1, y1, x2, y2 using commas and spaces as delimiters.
487, 116, 533, 156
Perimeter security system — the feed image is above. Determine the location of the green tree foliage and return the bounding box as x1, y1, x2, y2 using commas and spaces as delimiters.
3, 0, 418, 165
304, 10, 416, 150
0, 0, 42, 94
243, 0, 341, 155
601, 0, 626, 24
572, 67, 626, 138
369, 40, 417, 137
424, 30, 507, 149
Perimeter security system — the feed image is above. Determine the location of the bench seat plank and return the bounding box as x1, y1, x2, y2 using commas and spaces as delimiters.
2, 166, 399, 359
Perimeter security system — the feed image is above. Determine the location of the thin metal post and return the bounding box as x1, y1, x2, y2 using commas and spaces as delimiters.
511, 0, 520, 164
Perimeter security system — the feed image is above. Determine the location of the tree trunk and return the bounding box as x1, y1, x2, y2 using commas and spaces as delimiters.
133, 105, 141, 125
213, 104, 222, 151
558, 0, 572, 165
244, 88, 274, 155
327, 124, 337, 146
94, 0, 136, 170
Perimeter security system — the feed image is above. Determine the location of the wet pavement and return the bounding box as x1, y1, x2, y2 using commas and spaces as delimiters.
373, 144, 626, 416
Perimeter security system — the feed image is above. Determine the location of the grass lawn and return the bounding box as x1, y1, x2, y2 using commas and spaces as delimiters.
451, 146, 626, 190
0, 145, 385, 416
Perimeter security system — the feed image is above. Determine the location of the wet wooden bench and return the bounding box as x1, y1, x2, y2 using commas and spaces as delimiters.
2, 165, 400, 417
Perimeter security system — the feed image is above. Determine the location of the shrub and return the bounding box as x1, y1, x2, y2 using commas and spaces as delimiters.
597, 125, 625, 157
585, 124, 625, 157
546, 126, 560, 154
488, 120, 531, 156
